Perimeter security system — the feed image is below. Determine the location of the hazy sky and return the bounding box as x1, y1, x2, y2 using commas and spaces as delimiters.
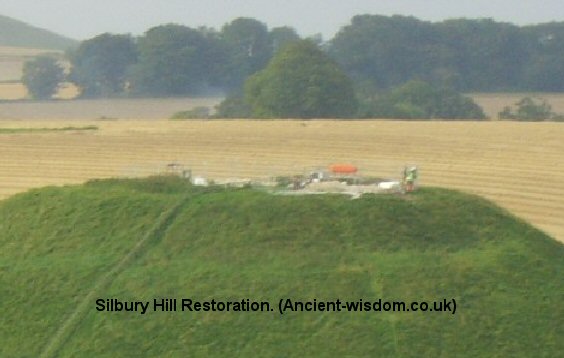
0, 0, 562, 40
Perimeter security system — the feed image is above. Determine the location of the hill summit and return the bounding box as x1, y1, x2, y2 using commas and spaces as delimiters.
0, 177, 562, 356
0, 14, 76, 50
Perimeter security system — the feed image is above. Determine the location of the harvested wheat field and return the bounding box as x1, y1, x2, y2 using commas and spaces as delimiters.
0, 120, 563, 242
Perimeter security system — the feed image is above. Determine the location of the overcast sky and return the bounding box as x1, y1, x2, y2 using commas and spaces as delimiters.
0, 0, 562, 40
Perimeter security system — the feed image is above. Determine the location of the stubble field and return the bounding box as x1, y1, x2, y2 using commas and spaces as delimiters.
0, 120, 562, 243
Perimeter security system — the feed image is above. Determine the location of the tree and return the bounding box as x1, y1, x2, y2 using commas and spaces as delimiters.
22, 55, 64, 99
524, 55, 564, 91
243, 40, 357, 118
69, 33, 137, 97
220, 18, 273, 90
498, 97, 555, 121
329, 15, 443, 90
269, 26, 300, 52
437, 19, 527, 91
214, 93, 252, 118
359, 80, 486, 120
129, 24, 226, 96
522, 22, 564, 91
329, 15, 560, 93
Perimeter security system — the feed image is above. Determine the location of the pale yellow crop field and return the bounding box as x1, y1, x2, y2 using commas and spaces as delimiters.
0, 83, 27, 100
0, 46, 64, 82
0, 46, 53, 57
0, 47, 46, 81
0, 120, 563, 243
0, 82, 79, 100
0, 46, 74, 100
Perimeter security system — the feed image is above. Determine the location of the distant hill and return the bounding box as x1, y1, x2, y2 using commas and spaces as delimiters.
1, 176, 562, 357
0, 14, 76, 50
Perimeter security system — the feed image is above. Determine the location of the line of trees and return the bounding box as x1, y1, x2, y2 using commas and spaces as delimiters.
217, 42, 485, 120
330, 15, 564, 93
499, 97, 564, 121
357, 80, 486, 120
69, 18, 300, 98
23, 15, 564, 100
20, 15, 564, 120
22, 18, 301, 99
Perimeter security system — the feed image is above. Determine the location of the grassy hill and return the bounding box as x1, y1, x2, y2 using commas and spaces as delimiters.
0, 177, 562, 357
0, 14, 76, 50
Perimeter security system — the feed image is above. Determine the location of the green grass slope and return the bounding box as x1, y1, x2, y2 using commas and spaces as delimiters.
0, 14, 76, 50
0, 177, 562, 357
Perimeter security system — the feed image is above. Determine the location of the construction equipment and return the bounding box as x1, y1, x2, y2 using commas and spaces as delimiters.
329, 164, 358, 175
403, 166, 418, 192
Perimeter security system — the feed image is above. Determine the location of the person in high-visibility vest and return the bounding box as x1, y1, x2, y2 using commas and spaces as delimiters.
403, 166, 418, 192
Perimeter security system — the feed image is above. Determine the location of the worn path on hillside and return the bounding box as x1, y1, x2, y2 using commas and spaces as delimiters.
39, 196, 188, 358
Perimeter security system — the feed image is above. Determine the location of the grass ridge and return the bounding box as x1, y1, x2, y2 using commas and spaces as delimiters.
0, 125, 98, 134
0, 177, 560, 357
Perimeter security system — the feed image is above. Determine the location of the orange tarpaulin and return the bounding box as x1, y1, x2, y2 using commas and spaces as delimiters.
329, 164, 358, 174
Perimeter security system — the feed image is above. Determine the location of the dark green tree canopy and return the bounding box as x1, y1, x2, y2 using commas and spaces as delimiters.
69, 33, 137, 97
269, 26, 301, 52
498, 97, 563, 121
522, 23, 564, 91
68, 20, 295, 97
359, 80, 486, 120
329, 15, 564, 92
22, 55, 65, 100
329, 15, 440, 89
129, 24, 226, 96
59, 15, 564, 99
220, 18, 273, 90
244, 40, 357, 118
